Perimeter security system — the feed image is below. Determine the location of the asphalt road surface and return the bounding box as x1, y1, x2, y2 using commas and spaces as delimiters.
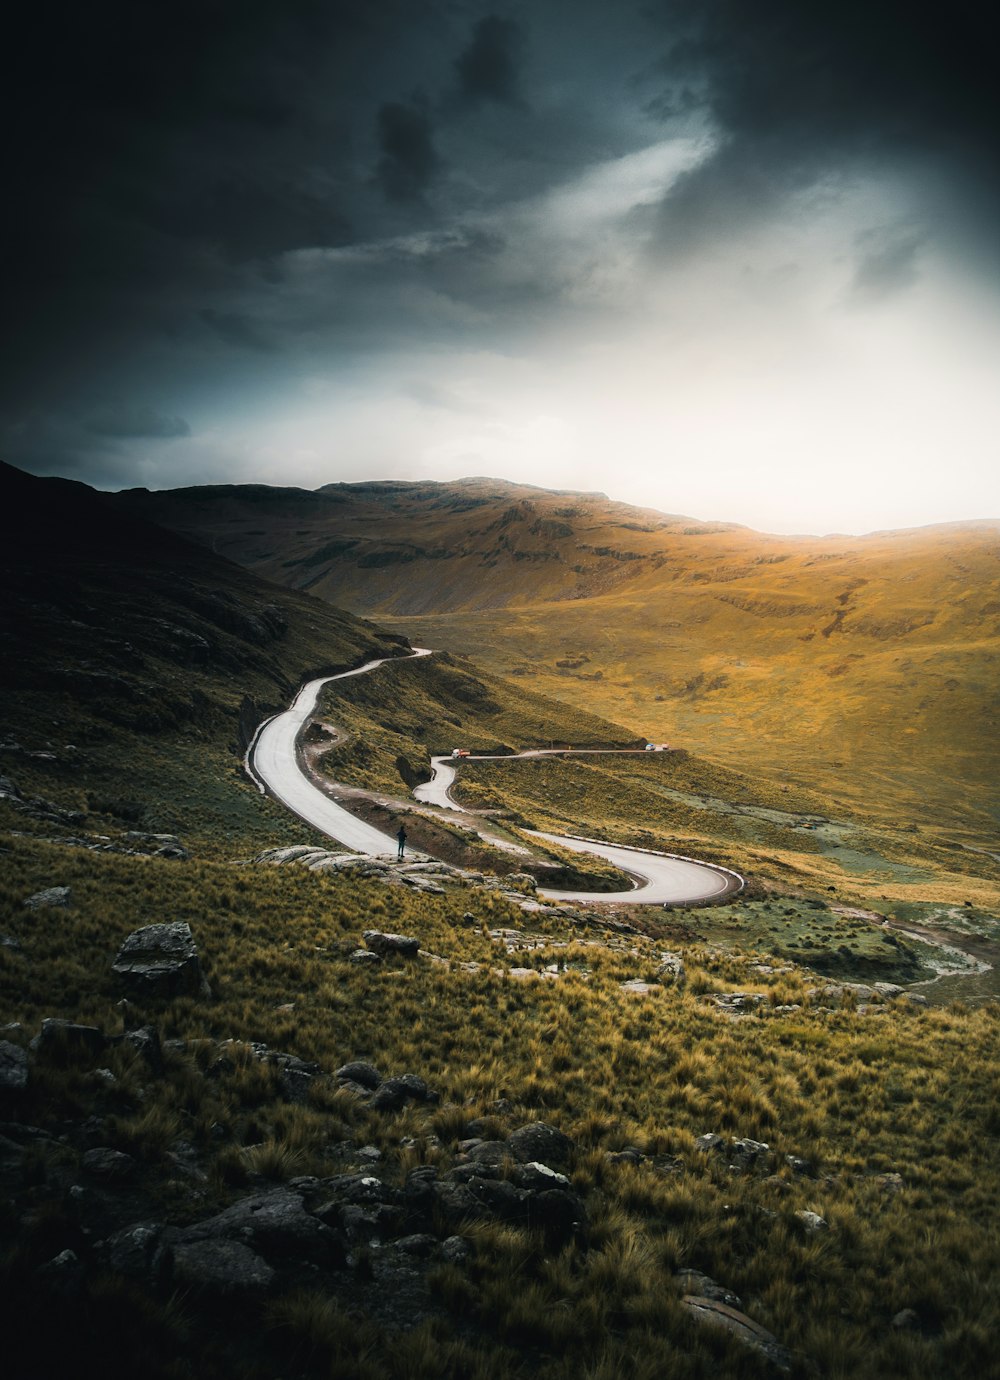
249, 649, 740, 903
247, 649, 432, 856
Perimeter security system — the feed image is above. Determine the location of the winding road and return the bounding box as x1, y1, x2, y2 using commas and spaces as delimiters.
247, 649, 740, 905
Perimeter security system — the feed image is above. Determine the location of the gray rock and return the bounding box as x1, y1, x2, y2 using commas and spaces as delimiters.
440, 1235, 470, 1264
460, 1139, 509, 1167
35, 1249, 83, 1297
82, 1147, 136, 1181
529, 1188, 587, 1246
171, 1238, 275, 1295
695, 1133, 725, 1154
371, 1074, 430, 1112
505, 872, 538, 893
112, 921, 211, 999
681, 1296, 792, 1371
434, 1176, 529, 1229
104, 1222, 165, 1282
182, 1188, 340, 1265
675, 1270, 742, 1309
363, 930, 420, 958
24, 886, 72, 910
658, 952, 686, 982
785, 1154, 813, 1176
395, 1233, 438, 1257
350, 948, 382, 966
506, 1122, 575, 1168
511, 1161, 571, 1191
31, 1019, 107, 1057
795, 1209, 828, 1233
121, 1024, 164, 1076
729, 1137, 771, 1172
891, 1308, 919, 1331
0, 1040, 29, 1092
0, 935, 21, 951
335, 1061, 381, 1089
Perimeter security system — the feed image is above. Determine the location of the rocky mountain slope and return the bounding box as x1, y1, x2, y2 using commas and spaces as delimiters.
2, 464, 1000, 1379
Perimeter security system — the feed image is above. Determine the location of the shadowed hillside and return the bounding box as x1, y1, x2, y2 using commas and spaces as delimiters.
115, 477, 1000, 848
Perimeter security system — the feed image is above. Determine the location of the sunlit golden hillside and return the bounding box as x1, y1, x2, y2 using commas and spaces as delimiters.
117, 479, 1000, 848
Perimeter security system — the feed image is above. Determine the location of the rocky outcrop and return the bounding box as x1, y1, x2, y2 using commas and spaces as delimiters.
0, 1040, 29, 1092
681, 1295, 793, 1372
362, 930, 420, 958
506, 1121, 575, 1169
112, 921, 211, 999
23, 886, 73, 910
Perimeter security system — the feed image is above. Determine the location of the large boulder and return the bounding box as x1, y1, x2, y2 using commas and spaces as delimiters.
363, 930, 420, 958
112, 921, 211, 999
177, 1188, 341, 1266
171, 1239, 275, 1295
31, 1019, 107, 1058
681, 1296, 793, 1372
0, 1041, 29, 1092
23, 886, 72, 910
506, 1122, 575, 1169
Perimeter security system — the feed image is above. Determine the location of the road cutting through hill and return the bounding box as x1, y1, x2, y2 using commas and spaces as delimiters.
248, 648, 740, 904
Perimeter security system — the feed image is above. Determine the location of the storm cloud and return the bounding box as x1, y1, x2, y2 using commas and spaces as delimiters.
3, 1, 999, 530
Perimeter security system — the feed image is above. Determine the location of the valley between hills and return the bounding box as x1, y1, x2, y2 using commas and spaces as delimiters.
2, 462, 999, 1379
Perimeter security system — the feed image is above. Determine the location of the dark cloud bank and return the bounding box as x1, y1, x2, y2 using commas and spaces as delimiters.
3, 1, 998, 483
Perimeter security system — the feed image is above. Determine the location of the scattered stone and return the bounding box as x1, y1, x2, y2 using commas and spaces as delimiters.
703, 992, 766, 1014
795, 1209, 828, 1233
875, 1172, 905, 1195
512, 1161, 572, 1192
35, 1249, 83, 1296
785, 1154, 813, 1176
658, 952, 686, 982
122, 1025, 164, 1076
335, 1061, 381, 1089
395, 1233, 437, 1257
104, 1222, 165, 1283
350, 948, 382, 966
363, 930, 420, 958
112, 921, 211, 999
695, 1133, 725, 1154
371, 1074, 431, 1113
675, 1269, 742, 1309
620, 979, 659, 995
440, 1235, 471, 1264
358, 1144, 381, 1163
891, 1308, 919, 1331
177, 1188, 341, 1266
607, 1148, 644, 1167
171, 1238, 275, 1295
0, 1040, 29, 1092
23, 886, 72, 910
0, 935, 21, 951
506, 1121, 575, 1169
729, 1138, 770, 1172
505, 872, 538, 893
681, 1296, 793, 1372
82, 1147, 136, 1181
31, 1019, 107, 1057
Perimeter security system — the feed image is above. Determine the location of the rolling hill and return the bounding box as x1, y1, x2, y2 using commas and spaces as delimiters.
115, 478, 1000, 849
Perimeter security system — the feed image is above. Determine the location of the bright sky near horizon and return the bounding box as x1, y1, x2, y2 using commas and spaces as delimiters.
4, 2, 1000, 535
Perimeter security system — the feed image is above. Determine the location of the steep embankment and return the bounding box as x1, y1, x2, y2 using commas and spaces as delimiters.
115, 477, 1000, 847
0, 463, 411, 856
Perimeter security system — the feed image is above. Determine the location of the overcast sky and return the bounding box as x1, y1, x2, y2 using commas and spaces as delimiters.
4, 1, 1000, 533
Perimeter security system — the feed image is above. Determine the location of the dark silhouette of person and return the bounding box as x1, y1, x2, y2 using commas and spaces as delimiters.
396, 824, 407, 861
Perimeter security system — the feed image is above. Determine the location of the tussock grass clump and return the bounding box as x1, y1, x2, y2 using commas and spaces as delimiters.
2, 830, 1000, 1378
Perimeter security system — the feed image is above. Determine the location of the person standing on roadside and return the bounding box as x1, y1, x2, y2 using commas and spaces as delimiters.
396, 823, 407, 861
